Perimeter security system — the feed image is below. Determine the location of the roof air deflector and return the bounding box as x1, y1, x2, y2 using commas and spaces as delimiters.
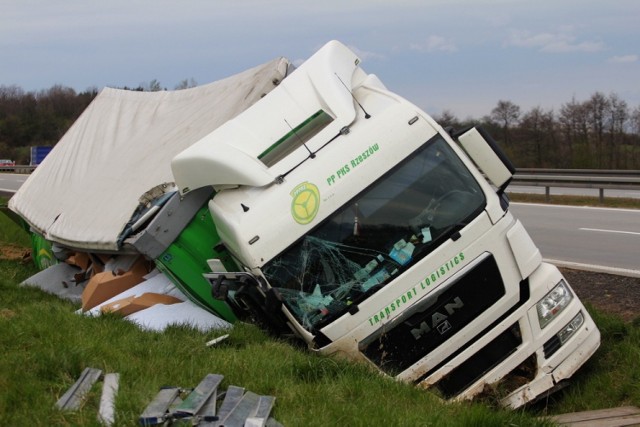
258, 110, 334, 167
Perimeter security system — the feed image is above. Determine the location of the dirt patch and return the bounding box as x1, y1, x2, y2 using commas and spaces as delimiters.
560, 268, 640, 322
0, 308, 17, 319
0, 244, 29, 261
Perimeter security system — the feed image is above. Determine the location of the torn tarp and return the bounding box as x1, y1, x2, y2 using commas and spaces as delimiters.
9, 57, 291, 252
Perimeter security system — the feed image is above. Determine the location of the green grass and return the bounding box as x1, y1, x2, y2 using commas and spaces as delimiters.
0, 198, 31, 248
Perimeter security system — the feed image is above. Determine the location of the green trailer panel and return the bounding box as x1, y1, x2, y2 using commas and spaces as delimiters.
155, 205, 238, 322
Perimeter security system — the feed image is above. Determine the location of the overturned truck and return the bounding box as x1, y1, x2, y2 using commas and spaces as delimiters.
9, 40, 600, 407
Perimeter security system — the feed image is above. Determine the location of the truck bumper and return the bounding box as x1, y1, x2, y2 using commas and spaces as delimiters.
414, 263, 601, 408
501, 310, 600, 408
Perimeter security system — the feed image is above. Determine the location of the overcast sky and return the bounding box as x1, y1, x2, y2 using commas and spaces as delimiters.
1, 0, 638, 118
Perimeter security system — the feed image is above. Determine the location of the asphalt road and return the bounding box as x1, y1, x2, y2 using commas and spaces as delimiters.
510, 202, 640, 273
0, 173, 28, 198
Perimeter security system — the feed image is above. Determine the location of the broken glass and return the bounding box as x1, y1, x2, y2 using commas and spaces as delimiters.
262, 135, 486, 331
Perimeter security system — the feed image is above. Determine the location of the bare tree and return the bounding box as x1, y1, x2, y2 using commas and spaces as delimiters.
631, 106, 640, 135
558, 98, 589, 167
433, 109, 460, 130
0, 85, 27, 119
606, 93, 628, 168
520, 106, 555, 167
142, 79, 163, 92
585, 92, 609, 167
175, 78, 198, 90
490, 100, 520, 146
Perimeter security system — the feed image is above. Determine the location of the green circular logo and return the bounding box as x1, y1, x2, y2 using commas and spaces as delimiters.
291, 182, 320, 224
37, 248, 55, 269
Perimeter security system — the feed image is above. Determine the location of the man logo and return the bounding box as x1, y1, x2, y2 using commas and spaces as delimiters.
409, 296, 464, 340
437, 320, 453, 335
291, 182, 320, 224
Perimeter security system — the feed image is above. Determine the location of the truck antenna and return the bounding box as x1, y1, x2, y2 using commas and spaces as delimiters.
284, 118, 315, 159
334, 73, 371, 119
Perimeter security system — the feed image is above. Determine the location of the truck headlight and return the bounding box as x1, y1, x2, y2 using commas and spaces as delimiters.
536, 280, 573, 329
557, 312, 584, 345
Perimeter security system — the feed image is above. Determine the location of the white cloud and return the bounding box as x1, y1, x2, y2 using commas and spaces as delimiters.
608, 54, 638, 63
506, 30, 604, 53
410, 35, 458, 53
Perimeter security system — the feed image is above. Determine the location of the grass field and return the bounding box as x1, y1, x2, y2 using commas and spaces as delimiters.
1, 198, 638, 426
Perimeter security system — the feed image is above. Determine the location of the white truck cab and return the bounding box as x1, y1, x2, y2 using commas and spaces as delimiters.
172, 40, 600, 408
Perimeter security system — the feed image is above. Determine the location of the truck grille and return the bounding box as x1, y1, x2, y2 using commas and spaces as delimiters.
543, 335, 562, 358
359, 254, 505, 375
436, 323, 522, 398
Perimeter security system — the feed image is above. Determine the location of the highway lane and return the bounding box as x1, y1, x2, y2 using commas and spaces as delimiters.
510, 203, 640, 273
0, 173, 29, 196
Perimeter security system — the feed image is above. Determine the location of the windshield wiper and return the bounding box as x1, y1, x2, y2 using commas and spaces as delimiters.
446, 221, 469, 242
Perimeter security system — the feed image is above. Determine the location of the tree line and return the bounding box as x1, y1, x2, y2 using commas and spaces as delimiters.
435, 93, 640, 169
1, 82, 639, 169
0, 79, 197, 164
0, 85, 97, 163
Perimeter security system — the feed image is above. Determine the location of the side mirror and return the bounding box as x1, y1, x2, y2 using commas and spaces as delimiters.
453, 126, 515, 193
211, 275, 231, 300
204, 271, 291, 336
206, 271, 259, 301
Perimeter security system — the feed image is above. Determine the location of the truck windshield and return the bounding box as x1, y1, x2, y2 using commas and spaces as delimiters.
262, 135, 485, 331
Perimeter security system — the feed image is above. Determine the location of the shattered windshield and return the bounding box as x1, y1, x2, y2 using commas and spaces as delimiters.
262, 135, 485, 331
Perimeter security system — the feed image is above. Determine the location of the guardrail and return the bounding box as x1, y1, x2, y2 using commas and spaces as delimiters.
0, 165, 37, 174
512, 169, 640, 202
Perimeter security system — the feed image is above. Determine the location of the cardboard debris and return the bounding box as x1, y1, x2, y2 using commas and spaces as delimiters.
81, 256, 150, 311
80, 270, 230, 332
84, 270, 183, 316
63, 251, 109, 285
88, 253, 108, 274
100, 292, 183, 316
105, 254, 148, 276
66, 251, 90, 270
82, 271, 144, 312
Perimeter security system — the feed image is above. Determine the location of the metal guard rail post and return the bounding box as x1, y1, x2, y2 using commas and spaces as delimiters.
0, 165, 37, 173
512, 169, 640, 202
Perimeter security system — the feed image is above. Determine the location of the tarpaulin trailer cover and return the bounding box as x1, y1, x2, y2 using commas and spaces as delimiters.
9, 57, 291, 251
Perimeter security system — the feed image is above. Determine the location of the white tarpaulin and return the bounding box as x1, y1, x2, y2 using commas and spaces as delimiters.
9, 57, 290, 251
